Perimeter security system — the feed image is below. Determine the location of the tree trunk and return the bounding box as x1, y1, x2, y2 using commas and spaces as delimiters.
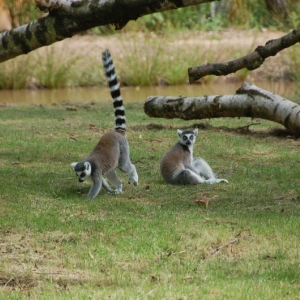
0, 0, 215, 63
144, 82, 300, 134
265, 0, 288, 19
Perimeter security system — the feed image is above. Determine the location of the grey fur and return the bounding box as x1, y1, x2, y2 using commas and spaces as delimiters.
160, 129, 228, 185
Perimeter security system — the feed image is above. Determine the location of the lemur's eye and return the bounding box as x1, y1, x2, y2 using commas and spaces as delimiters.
183, 136, 187, 140
190, 135, 194, 140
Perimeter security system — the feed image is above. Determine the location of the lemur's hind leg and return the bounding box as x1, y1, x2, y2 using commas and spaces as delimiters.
121, 162, 138, 186
105, 169, 123, 194
118, 150, 138, 186
173, 169, 207, 185
192, 157, 228, 184
127, 164, 138, 186
192, 157, 215, 179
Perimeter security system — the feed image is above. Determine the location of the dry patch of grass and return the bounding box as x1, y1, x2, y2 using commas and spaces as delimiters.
0, 230, 108, 292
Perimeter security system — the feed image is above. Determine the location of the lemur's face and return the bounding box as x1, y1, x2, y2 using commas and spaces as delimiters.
177, 129, 198, 146
71, 162, 91, 183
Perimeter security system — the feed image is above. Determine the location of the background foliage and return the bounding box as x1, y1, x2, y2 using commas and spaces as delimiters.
3, 0, 300, 32
1, 0, 300, 89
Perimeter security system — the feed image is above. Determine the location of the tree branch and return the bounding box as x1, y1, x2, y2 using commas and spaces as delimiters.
144, 81, 300, 134
188, 29, 300, 83
0, 0, 216, 63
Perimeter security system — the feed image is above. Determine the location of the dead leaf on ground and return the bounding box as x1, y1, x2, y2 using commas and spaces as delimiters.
195, 199, 209, 208
66, 107, 77, 111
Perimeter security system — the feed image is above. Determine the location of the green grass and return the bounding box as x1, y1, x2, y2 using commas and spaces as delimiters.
0, 101, 300, 299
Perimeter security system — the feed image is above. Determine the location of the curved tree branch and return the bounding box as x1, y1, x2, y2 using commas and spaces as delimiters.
188, 29, 300, 83
144, 82, 300, 134
0, 0, 216, 63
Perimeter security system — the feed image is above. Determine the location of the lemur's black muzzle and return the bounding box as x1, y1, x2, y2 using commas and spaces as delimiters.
79, 178, 84, 183
186, 140, 191, 145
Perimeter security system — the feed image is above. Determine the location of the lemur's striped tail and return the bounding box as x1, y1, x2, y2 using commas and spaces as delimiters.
102, 50, 126, 132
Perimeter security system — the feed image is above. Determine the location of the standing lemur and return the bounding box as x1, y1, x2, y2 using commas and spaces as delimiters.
71, 50, 138, 199
160, 129, 228, 185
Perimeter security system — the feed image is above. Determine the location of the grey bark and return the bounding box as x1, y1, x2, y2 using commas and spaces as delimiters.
144, 82, 300, 134
0, 0, 216, 63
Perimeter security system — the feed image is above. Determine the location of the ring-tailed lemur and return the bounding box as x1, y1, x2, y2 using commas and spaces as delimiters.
160, 129, 228, 185
71, 50, 138, 199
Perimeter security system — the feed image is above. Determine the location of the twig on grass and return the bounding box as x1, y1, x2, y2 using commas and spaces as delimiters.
211, 232, 241, 254
236, 122, 261, 131
132, 157, 147, 164
113, 227, 134, 236
3, 277, 13, 288
70, 137, 80, 142
32, 271, 62, 275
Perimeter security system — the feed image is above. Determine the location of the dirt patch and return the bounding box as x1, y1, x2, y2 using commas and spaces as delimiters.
0, 274, 36, 291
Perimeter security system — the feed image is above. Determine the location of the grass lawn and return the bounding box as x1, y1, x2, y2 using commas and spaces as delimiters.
0, 99, 299, 299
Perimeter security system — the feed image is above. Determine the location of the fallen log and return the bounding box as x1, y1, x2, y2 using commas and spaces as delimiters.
144, 82, 300, 134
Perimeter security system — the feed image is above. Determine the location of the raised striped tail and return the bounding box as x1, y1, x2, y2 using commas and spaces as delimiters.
102, 50, 126, 132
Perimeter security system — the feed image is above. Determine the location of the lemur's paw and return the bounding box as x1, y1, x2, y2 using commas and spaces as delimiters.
217, 179, 228, 184
206, 178, 228, 184
128, 179, 138, 186
108, 189, 122, 195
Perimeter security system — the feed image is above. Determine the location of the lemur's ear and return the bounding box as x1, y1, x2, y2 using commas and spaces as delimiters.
177, 129, 182, 137
193, 129, 198, 137
71, 162, 77, 169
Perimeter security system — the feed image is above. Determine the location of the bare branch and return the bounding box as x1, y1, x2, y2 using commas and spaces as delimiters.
144, 81, 300, 134
0, 0, 216, 63
188, 29, 300, 83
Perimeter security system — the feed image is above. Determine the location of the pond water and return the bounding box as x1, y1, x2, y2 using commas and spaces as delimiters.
0, 81, 298, 105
